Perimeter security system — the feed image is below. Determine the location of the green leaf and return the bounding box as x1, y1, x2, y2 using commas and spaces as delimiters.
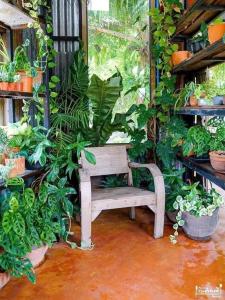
84, 150, 96, 165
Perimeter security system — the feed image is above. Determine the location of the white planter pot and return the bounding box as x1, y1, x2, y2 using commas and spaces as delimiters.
26, 245, 48, 268
0, 272, 10, 289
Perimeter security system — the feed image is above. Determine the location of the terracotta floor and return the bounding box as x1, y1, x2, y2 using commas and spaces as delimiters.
1, 207, 225, 300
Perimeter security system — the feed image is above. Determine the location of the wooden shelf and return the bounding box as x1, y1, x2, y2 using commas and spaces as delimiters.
175, 0, 225, 37
0, 169, 42, 189
173, 39, 225, 73
0, 90, 44, 99
178, 156, 225, 190
177, 106, 225, 116
0, 0, 34, 29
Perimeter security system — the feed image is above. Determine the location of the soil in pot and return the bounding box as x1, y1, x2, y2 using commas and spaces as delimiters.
210, 151, 225, 173
182, 208, 219, 241
0, 272, 10, 290
26, 245, 48, 268
208, 24, 225, 44
172, 51, 192, 66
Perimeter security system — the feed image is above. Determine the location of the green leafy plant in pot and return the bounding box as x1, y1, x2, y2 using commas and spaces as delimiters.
209, 120, 225, 172
170, 182, 224, 243
182, 125, 211, 160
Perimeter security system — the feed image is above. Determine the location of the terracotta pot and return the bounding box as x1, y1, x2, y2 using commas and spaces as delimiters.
7, 82, 22, 92
172, 51, 192, 66
189, 95, 198, 106
0, 272, 10, 290
33, 69, 43, 87
17, 70, 33, 93
0, 82, 8, 91
210, 151, 225, 173
187, 0, 196, 7
5, 156, 25, 178
26, 245, 48, 268
208, 24, 225, 44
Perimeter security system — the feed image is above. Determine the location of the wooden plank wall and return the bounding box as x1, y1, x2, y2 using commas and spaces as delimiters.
52, 0, 80, 83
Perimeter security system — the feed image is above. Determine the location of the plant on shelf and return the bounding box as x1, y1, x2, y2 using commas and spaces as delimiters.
175, 81, 196, 108
156, 116, 188, 168
208, 120, 225, 172
182, 125, 211, 158
190, 22, 208, 53
170, 182, 224, 244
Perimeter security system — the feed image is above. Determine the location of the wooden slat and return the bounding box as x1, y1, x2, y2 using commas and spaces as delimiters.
175, 0, 225, 37
80, 146, 129, 177
173, 39, 225, 73
0, 0, 34, 29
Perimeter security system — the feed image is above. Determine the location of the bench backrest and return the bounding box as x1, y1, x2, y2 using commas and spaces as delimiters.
80, 145, 129, 176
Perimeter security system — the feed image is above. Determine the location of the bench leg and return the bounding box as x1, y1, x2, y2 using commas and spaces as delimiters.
129, 207, 136, 220
154, 205, 165, 239
81, 199, 92, 249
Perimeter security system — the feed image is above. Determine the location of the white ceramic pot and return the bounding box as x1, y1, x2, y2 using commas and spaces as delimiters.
26, 245, 48, 268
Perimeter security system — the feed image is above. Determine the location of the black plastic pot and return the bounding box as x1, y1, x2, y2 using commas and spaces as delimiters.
190, 40, 205, 54
25, 160, 42, 170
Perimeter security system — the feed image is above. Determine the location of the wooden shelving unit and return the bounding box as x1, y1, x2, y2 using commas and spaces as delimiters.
0, 0, 34, 29
178, 156, 225, 190
0, 169, 42, 190
174, 1, 225, 189
0, 91, 45, 100
177, 106, 225, 116
173, 39, 225, 73
175, 0, 225, 37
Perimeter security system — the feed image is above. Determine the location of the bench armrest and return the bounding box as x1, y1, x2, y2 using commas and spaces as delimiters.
129, 162, 165, 201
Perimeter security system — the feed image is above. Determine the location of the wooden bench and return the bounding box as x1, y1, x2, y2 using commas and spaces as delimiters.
79, 145, 165, 248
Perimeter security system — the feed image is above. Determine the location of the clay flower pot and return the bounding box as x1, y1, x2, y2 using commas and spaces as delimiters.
17, 70, 33, 93
0, 82, 8, 91
182, 209, 219, 240
26, 245, 48, 268
172, 51, 192, 66
0, 272, 10, 290
33, 68, 43, 87
189, 95, 198, 106
5, 156, 25, 178
208, 24, 225, 44
210, 151, 225, 173
7, 82, 22, 92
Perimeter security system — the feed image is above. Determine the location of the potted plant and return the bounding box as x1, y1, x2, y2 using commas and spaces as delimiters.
189, 22, 208, 53
182, 125, 211, 160
208, 18, 225, 44
170, 182, 224, 243
13, 40, 34, 93
209, 122, 225, 172
175, 81, 196, 108
0, 177, 63, 285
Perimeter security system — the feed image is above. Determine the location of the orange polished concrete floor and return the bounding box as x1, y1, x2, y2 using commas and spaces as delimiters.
1, 207, 225, 300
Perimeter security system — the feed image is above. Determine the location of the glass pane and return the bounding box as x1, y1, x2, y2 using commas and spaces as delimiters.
88, 0, 149, 143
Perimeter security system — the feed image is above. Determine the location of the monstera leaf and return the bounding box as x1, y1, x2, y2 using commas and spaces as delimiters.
86, 72, 125, 145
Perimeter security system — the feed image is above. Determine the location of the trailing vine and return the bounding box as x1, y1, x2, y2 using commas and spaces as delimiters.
150, 1, 182, 123
23, 0, 60, 112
